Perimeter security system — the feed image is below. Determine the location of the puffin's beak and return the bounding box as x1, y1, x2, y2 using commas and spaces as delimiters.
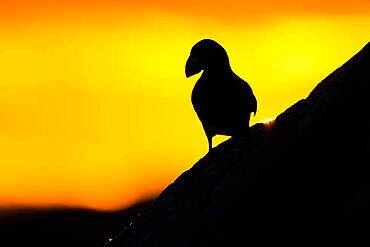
185, 55, 202, 78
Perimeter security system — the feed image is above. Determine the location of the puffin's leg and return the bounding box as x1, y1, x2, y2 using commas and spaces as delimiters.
203, 124, 213, 153
207, 135, 212, 153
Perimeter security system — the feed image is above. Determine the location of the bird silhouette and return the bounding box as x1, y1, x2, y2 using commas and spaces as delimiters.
185, 39, 257, 152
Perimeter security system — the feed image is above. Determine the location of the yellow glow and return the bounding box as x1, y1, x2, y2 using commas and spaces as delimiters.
0, 9, 369, 210
260, 118, 276, 124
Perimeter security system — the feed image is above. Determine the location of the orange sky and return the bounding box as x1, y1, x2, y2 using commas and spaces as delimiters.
0, 0, 369, 210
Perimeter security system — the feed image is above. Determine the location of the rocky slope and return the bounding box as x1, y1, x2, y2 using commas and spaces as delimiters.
109, 42, 370, 246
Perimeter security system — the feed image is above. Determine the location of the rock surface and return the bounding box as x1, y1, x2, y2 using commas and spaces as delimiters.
109, 42, 370, 246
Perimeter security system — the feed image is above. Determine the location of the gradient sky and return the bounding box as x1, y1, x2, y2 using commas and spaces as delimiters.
0, 0, 369, 210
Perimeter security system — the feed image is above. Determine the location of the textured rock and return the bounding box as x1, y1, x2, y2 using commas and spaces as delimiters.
109, 42, 370, 246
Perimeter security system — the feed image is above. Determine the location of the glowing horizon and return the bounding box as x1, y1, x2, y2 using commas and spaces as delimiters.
0, 0, 369, 210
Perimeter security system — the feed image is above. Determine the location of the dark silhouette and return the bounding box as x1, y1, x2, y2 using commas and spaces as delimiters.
109, 42, 370, 246
0, 199, 151, 247
185, 39, 257, 152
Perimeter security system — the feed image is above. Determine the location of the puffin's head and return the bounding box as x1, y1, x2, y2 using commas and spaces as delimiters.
185, 39, 230, 78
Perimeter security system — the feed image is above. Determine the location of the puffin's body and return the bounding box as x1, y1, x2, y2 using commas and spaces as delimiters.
186, 39, 257, 152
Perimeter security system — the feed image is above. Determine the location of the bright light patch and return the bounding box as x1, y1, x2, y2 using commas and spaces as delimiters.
260, 118, 276, 125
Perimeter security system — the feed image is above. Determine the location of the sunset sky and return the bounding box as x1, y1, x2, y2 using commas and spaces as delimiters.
0, 0, 369, 210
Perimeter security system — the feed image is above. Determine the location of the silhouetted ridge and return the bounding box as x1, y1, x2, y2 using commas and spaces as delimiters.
109, 42, 370, 246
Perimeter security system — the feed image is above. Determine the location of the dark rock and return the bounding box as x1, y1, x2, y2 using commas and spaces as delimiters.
109, 42, 370, 246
